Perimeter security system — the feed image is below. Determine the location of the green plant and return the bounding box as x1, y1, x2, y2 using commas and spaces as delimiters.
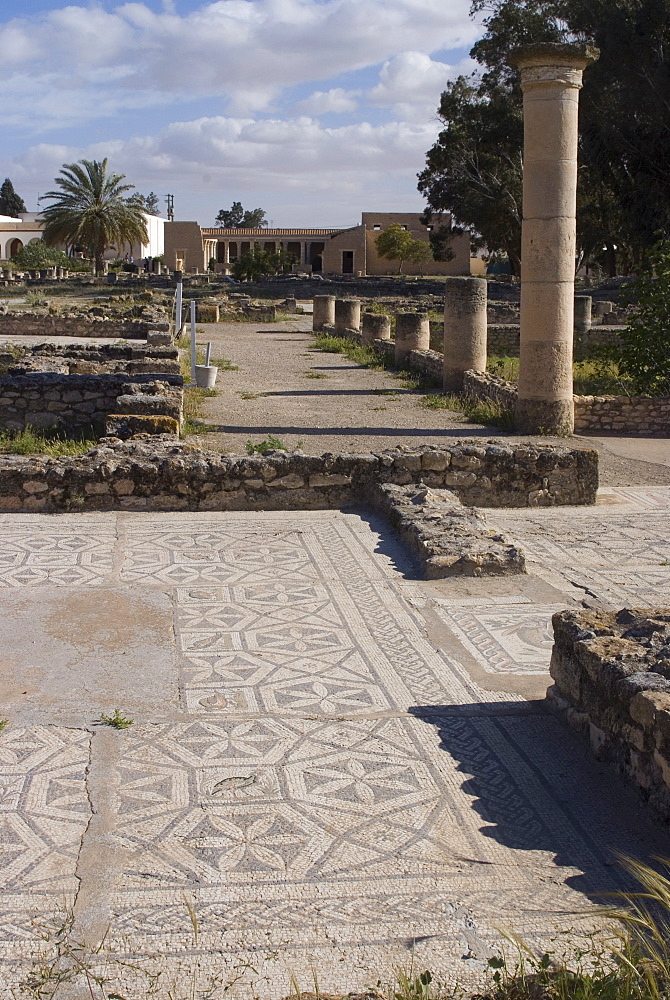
99, 708, 133, 729
0, 719, 8, 733
0, 426, 97, 456
420, 392, 514, 429
303, 370, 329, 378
239, 391, 262, 400
312, 335, 383, 369
10, 242, 74, 272
615, 239, 670, 396
246, 435, 286, 454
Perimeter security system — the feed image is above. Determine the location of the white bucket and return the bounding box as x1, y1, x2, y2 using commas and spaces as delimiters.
195, 364, 218, 388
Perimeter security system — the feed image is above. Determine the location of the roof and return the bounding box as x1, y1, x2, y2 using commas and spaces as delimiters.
201, 228, 341, 237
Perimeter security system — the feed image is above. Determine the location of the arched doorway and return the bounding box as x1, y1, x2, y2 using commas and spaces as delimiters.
8, 238, 23, 257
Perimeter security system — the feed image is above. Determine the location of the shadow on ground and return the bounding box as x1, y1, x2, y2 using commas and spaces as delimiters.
409, 702, 670, 903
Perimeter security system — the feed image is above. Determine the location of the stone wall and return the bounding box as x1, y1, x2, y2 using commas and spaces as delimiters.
548, 608, 670, 822
0, 373, 183, 433
0, 438, 598, 513
462, 370, 670, 436
0, 310, 169, 339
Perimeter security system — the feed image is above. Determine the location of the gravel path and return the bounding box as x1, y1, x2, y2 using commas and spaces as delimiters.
185, 319, 670, 487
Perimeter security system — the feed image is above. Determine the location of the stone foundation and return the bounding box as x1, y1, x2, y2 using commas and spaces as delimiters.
0, 438, 598, 515
0, 374, 182, 433
369, 482, 525, 577
548, 608, 670, 822
0, 310, 169, 340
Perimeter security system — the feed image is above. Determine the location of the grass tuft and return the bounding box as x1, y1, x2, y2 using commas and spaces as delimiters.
99, 708, 133, 729
421, 393, 515, 429
312, 335, 383, 369
0, 426, 96, 456
246, 434, 286, 454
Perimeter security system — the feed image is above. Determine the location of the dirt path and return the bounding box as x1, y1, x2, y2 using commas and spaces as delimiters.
185, 319, 670, 487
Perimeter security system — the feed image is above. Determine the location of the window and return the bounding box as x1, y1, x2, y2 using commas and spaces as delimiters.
373, 224, 381, 230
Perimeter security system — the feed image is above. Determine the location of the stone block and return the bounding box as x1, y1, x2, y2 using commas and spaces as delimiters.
105, 414, 180, 439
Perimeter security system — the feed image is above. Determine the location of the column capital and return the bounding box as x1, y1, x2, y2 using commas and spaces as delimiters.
509, 42, 599, 80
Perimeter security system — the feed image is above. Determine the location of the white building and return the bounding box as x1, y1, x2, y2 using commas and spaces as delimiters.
0, 212, 165, 263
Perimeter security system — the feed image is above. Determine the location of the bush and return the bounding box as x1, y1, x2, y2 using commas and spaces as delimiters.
10, 242, 74, 271
615, 239, 670, 396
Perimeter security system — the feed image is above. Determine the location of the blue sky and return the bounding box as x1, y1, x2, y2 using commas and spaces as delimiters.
1, 0, 482, 226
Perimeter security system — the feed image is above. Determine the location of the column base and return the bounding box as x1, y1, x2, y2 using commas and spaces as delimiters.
515, 397, 574, 436
443, 370, 465, 393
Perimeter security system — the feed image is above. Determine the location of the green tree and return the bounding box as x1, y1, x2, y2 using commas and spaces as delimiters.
10, 242, 74, 270
405, 240, 435, 276
613, 239, 670, 396
39, 159, 148, 276
231, 245, 296, 281
215, 202, 268, 228
129, 191, 161, 215
375, 225, 416, 274
0, 178, 27, 218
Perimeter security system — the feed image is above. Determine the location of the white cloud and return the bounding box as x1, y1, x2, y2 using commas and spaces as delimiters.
0, 0, 478, 125
367, 51, 476, 118
2, 113, 441, 225
295, 88, 359, 115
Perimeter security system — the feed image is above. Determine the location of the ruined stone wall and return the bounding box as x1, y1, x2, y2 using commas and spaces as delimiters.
0, 374, 183, 433
0, 438, 598, 513
0, 311, 168, 339
548, 608, 670, 823
462, 369, 670, 436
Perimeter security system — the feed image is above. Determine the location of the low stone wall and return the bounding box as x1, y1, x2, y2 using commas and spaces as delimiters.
369, 482, 525, 577
0, 311, 169, 339
0, 438, 598, 513
574, 394, 670, 435
0, 373, 183, 433
462, 370, 670, 436
548, 608, 670, 822
462, 371, 518, 410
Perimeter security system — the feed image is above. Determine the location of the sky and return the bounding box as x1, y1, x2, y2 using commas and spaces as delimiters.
0, 0, 482, 228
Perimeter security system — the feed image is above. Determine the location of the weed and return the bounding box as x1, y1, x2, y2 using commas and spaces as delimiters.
312, 335, 383, 369
487, 354, 635, 396
0, 426, 96, 457
182, 385, 217, 436
240, 391, 262, 399
420, 393, 515, 429
246, 435, 286, 454
0, 719, 8, 733
303, 370, 329, 378
99, 709, 133, 729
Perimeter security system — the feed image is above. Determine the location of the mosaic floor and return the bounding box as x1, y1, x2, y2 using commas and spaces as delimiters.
0, 490, 669, 998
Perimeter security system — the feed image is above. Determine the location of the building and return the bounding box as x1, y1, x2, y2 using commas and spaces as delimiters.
165, 212, 484, 277
0, 212, 165, 264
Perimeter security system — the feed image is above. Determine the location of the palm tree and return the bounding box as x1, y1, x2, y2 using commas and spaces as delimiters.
40, 159, 148, 275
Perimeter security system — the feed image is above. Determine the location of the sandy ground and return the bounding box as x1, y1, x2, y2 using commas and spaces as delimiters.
185, 319, 670, 487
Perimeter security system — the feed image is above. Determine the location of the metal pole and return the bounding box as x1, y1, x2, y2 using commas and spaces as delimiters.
190, 299, 197, 382
205, 341, 212, 367
175, 279, 183, 337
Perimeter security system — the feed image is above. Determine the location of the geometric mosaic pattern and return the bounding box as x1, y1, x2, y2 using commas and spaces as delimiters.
1, 493, 669, 997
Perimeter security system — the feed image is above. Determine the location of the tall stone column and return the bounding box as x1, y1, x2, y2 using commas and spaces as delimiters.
509, 42, 598, 435
313, 295, 335, 331
442, 277, 488, 392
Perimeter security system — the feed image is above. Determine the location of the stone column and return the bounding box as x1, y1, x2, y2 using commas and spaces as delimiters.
442, 276, 488, 392
361, 312, 391, 345
334, 298, 360, 334
574, 295, 592, 336
313, 295, 335, 331
395, 312, 430, 365
509, 42, 599, 435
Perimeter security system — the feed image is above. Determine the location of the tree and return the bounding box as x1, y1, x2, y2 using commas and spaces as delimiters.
405, 240, 434, 276
375, 225, 416, 273
129, 191, 161, 215
0, 178, 26, 218
215, 202, 268, 228
231, 245, 296, 281
10, 242, 74, 271
418, 74, 524, 274
39, 159, 148, 276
